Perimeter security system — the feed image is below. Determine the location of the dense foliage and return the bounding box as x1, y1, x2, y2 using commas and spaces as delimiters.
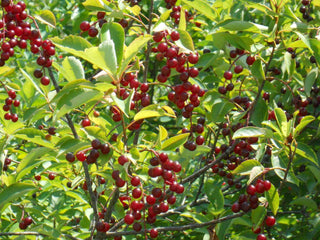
0, 0, 320, 239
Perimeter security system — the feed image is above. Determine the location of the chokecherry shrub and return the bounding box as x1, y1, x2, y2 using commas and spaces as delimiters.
0, 0, 319, 239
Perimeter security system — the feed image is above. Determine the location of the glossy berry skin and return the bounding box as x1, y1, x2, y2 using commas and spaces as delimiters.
224, 71, 233, 80
231, 202, 240, 213
124, 214, 134, 225
80, 21, 90, 31
246, 185, 256, 195
234, 65, 243, 74
170, 31, 180, 41
81, 118, 91, 127
265, 216, 276, 227
256, 234, 267, 240
264, 180, 271, 191
246, 56, 256, 65
150, 228, 158, 238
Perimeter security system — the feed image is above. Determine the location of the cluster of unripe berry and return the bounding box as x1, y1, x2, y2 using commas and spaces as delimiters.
18, 216, 33, 230
66, 139, 110, 165
2, 89, 19, 122
218, 49, 256, 95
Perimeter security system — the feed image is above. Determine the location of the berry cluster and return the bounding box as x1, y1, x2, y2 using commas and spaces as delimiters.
2, 89, 19, 121
231, 179, 271, 214
109, 152, 182, 238
218, 49, 255, 95
182, 116, 205, 151
19, 216, 33, 230
66, 139, 110, 165
299, 0, 313, 22
153, 30, 205, 119
169, 5, 191, 24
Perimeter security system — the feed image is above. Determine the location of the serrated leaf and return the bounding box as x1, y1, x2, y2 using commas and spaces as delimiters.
134, 105, 175, 121
20, 68, 45, 97
176, 29, 194, 52
304, 68, 318, 97
251, 206, 267, 230
274, 108, 288, 137
248, 166, 265, 184
182, 0, 216, 21
265, 184, 279, 215
232, 159, 263, 175
251, 59, 265, 83
0, 66, 14, 76
121, 35, 152, 74
220, 21, 261, 33
14, 128, 55, 149
290, 197, 318, 210
16, 147, 55, 181
35, 10, 56, 28
53, 56, 85, 82
0, 183, 36, 212
178, 7, 186, 31
100, 22, 124, 66
161, 133, 189, 151
294, 115, 315, 137
159, 125, 168, 142
295, 142, 319, 167
55, 88, 103, 120
233, 127, 273, 139
271, 152, 299, 185
210, 101, 234, 122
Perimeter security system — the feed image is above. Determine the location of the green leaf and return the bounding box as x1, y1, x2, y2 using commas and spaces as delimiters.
274, 108, 289, 137
20, 68, 45, 97
55, 88, 103, 120
134, 105, 175, 121
111, 92, 133, 118
159, 125, 168, 142
251, 59, 265, 83
271, 152, 299, 185
262, 120, 282, 136
290, 197, 318, 210
265, 184, 279, 215
176, 29, 194, 52
294, 115, 315, 137
251, 97, 268, 127
178, 7, 186, 31
14, 128, 55, 149
82, 0, 110, 11
210, 101, 234, 123
209, 32, 253, 50
232, 159, 264, 175
182, 0, 216, 21
309, 166, 320, 182
16, 147, 55, 181
304, 68, 318, 97
0, 66, 15, 76
248, 166, 265, 185
53, 56, 85, 82
204, 180, 224, 213
51, 35, 92, 52
220, 21, 261, 33
100, 23, 125, 66
0, 183, 36, 212
35, 10, 56, 28
120, 35, 152, 74
84, 40, 117, 75
161, 133, 190, 151
251, 206, 267, 230
295, 142, 319, 167
295, 31, 313, 52
233, 127, 273, 139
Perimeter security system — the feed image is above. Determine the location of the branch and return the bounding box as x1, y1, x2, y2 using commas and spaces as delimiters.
48, 67, 99, 229
104, 212, 245, 237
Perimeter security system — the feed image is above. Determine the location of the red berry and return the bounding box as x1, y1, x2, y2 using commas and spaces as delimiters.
41, 76, 50, 86
124, 214, 134, 225
118, 155, 129, 165
88, 27, 99, 37
246, 56, 256, 65
188, 53, 199, 64
224, 71, 233, 80
81, 118, 91, 127
256, 234, 267, 240
246, 185, 256, 195
265, 216, 276, 227
264, 180, 271, 191
150, 228, 158, 238
234, 65, 243, 74
170, 31, 180, 41
131, 176, 140, 186
76, 151, 86, 162
231, 202, 240, 213
48, 173, 55, 180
